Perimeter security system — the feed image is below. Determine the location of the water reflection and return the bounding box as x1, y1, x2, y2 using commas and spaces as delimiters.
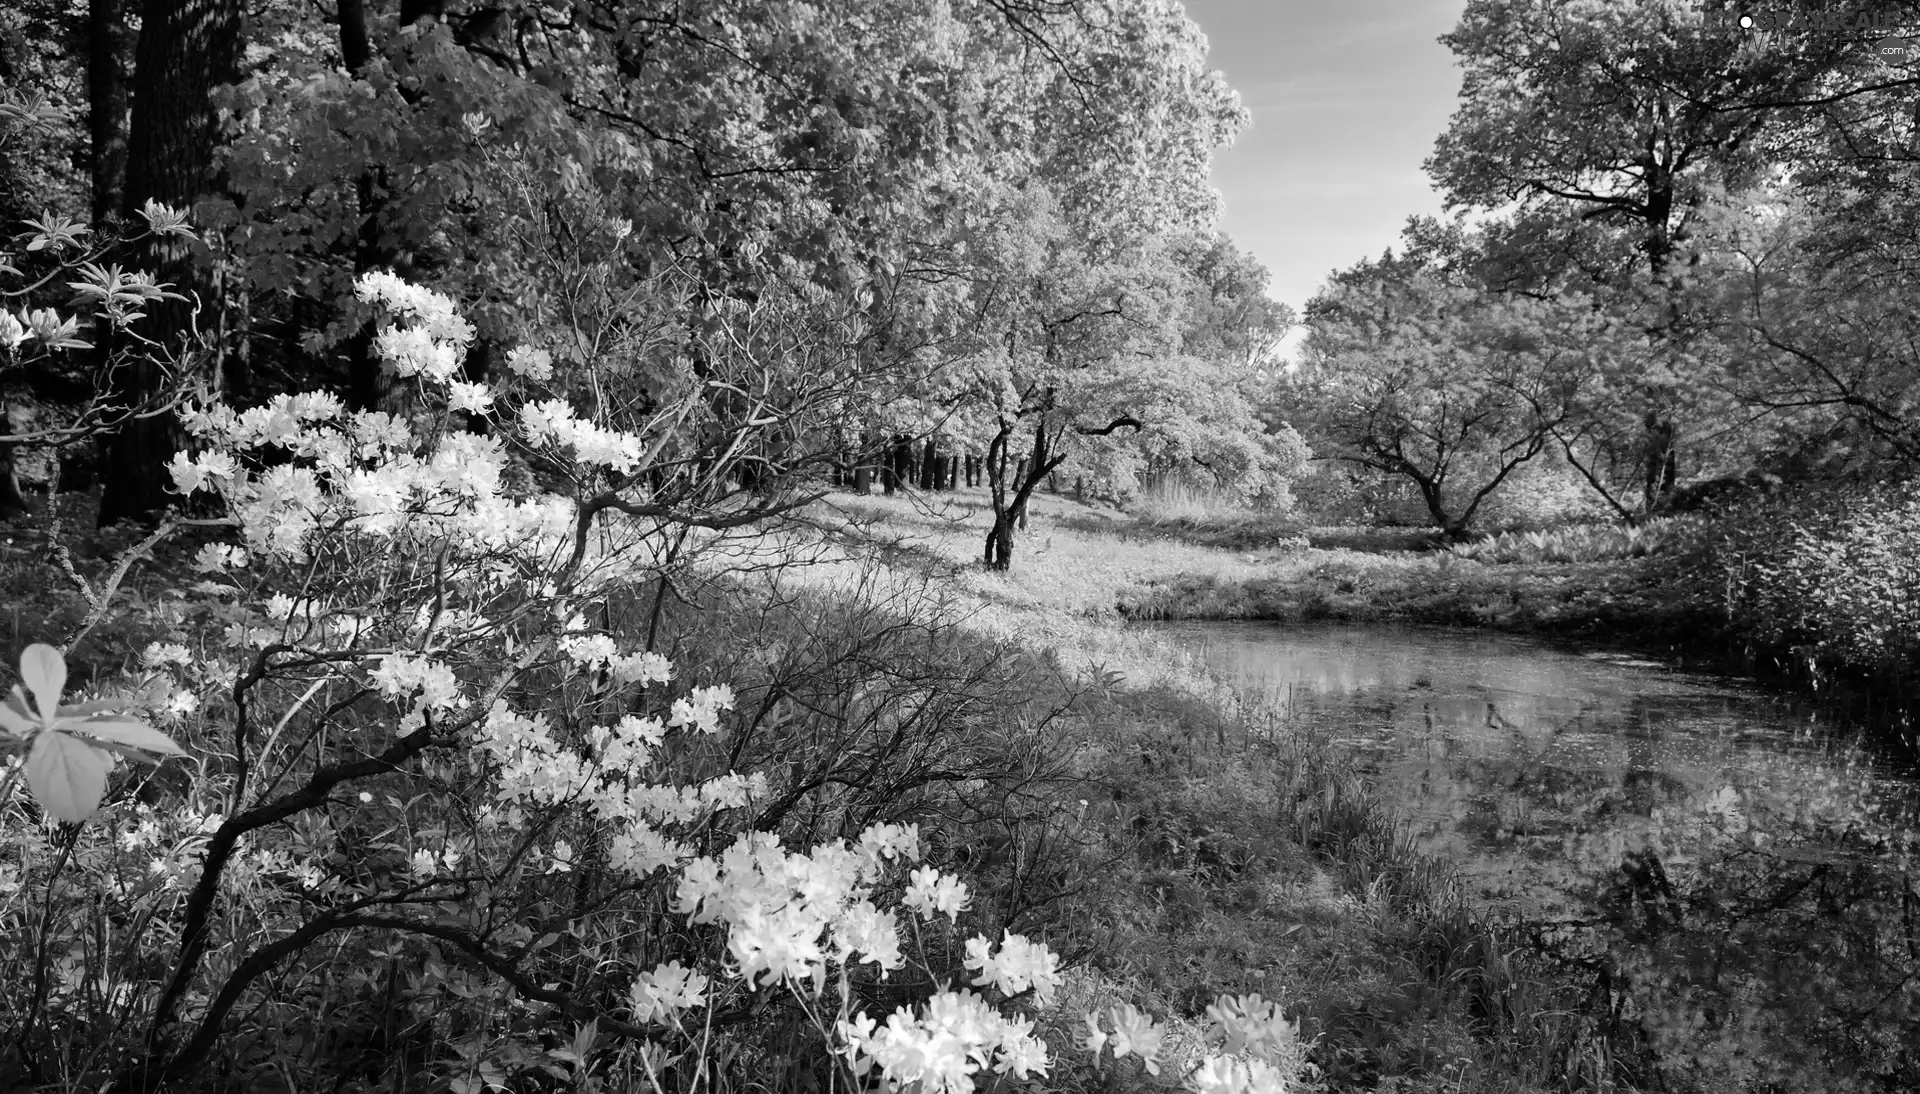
1150, 621, 1911, 915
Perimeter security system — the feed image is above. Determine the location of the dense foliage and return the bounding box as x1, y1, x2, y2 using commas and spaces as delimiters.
3, 0, 1303, 563
1280, 1, 1920, 538
0, 1, 1331, 1090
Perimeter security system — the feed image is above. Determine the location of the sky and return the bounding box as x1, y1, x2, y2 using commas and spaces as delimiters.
1178, 0, 1468, 335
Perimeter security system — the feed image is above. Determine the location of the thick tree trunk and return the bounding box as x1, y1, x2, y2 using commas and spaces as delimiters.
852, 432, 874, 493
337, 0, 373, 71
984, 518, 1014, 569
1410, 473, 1457, 538
919, 437, 939, 490
87, 0, 132, 225
1638, 173, 1682, 519
339, 1, 415, 413
883, 434, 912, 494
1644, 171, 1674, 276
99, 0, 243, 527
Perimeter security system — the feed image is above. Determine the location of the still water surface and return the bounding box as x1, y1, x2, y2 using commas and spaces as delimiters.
1151, 621, 1916, 916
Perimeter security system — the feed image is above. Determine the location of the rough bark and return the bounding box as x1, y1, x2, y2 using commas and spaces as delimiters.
87, 0, 132, 225
339, 0, 408, 413
99, 0, 243, 527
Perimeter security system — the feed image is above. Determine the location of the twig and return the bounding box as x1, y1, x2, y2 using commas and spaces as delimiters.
42, 452, 99, 610
66, 518, 180, 655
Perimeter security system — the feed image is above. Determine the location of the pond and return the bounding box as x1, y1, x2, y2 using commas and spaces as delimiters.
1153, 621, 1915, 914
1152, 621, 1920, 1086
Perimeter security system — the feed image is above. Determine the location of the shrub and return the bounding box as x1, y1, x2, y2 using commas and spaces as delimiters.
1713, 481, 1920, 684
0, 276, 1316, 1094
1445, 516, 1710, 565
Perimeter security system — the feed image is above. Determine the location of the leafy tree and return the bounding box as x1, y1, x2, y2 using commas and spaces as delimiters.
957, 193, 1266, 568
1693, 184, 1920, 467
1295, 252, 1632, 538
1426, 0, 1919, 512
1429, 0, 1908, 272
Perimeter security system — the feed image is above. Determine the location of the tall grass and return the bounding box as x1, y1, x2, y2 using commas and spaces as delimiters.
1133, 475, 1255, 522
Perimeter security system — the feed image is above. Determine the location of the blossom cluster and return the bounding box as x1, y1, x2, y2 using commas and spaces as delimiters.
1081, 991, 1312, 1093
627, 959, 710, 1025
1205, 993, 1305, 1062
903, 864, 971, 920
646, 819, 1075, 1092
1187, 1055, 1301, 1094
671, 830, 909, 986
504, 344, 553, 379
162, 275, 633, 578
356, 269, 477, 380
965, 930, 1064, 1006
559, 633, 673, 687
474, 698, 764, 877
838, 990, 1051, 1093
0, 307, 89, 352
520, 397, 648, 472
1082, 1002, 1167, 1074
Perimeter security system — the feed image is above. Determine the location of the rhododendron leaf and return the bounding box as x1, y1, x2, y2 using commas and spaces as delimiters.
67, 717, 184, 759
0, 692, 34, 737
20, 643, 66, 722
57, 697, 128, 716
27, 728, 109, 823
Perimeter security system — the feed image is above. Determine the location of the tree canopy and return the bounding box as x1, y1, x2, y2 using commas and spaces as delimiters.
0, 0, 1296, 569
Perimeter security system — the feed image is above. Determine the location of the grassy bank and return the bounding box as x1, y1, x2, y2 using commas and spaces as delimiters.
806, 485, 1718, 648
777, 487, 1652, 1092
1120, 549, 1717, 645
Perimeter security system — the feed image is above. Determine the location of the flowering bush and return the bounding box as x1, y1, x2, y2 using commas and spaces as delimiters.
0, 275, 1316, 1094
0, 199, 204, 512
